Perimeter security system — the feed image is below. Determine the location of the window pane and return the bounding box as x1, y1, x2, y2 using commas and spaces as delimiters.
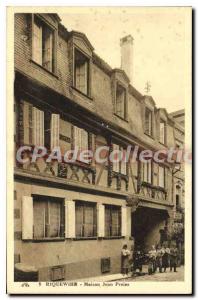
75, 204, 84, 237
160, 121, 165, 144
49, 201, 61, 237
42, 26, 53, 72
84, 205, 94, 237
33, 200, 46, 238
145, 108, 152, 135
111, 208, 120, 236
105, 207, 111, 237
116, 84, 126, 119
75, 49, 88, 95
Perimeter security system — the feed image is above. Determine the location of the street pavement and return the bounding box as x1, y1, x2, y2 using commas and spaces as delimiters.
121, 265, 184, 282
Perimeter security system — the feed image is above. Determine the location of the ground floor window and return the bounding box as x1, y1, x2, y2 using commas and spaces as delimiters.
75, 201, 97, 238
105, 205, 121, 237
33, 195, 64, 239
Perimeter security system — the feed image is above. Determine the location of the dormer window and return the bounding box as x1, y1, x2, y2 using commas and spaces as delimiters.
160, 119, 166, 144
115, 83, 127, 120
74, 48, 89, 95
145, 107, 153, 136
32, 15, 55, 73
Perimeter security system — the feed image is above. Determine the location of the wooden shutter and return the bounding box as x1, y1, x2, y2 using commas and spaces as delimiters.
112, 144, 120, 172
81, 129, 88, 151
160, 121, 165, 144
22, 196, 33, 240
65, 200, 75, 238
32, 107, 44, 146
121, 206, 127, 237
73, 126, 81, 150
32, 20, 42, 65
50, 114, 60, 149
98, 204, 105, 237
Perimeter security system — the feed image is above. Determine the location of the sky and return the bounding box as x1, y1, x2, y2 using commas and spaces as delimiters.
59, 7, 191, 113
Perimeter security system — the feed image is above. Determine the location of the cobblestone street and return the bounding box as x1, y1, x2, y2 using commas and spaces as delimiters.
120, 266, 184, 282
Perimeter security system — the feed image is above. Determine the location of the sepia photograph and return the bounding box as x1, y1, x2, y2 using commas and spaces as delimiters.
6, 6, 192, 294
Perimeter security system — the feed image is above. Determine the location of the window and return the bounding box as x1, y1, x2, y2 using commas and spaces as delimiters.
23, 101, 44, 146
32, 16, 55, 72
145, 107, 153, 136
75, 201, 97, 238
143, 160, 152, 183
74, 49, 89, 95
33, 196, 64, 239
176, 194, 180, 210
73, 125, 89, 162
115, 84, 127, 119
105, 205, 121, 237
158, 166, 165, 188
22, 101, 60, 149
112, 144, 127, 175
160, 120, 166, 144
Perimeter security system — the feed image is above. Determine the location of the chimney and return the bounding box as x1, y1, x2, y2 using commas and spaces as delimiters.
120, 35, 134, 83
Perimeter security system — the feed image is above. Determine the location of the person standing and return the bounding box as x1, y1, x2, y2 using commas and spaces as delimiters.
162, 245, 170, 272
170, 245, 178, 272
133, 246, 143, 275
121, 244, 131, 276
148, 245, 157, 274
156, 245, 163, 273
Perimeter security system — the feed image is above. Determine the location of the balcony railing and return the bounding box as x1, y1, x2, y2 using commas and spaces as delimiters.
138, 181, 167, 201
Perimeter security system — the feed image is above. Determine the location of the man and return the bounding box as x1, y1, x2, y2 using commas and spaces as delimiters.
170, 244, 178, 272
156, 245, 163, 273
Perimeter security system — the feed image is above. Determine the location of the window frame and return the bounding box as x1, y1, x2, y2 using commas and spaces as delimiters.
112, 143, 128, 175
114, 82, 127, 121
73, 47, 90, 97
31, 14, 57, 75
75, 201, 97, 239
104, 205, 121, 238
32, 195, 65, 240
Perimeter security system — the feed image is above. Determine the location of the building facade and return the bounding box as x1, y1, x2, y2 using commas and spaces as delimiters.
14, 13, 184, 281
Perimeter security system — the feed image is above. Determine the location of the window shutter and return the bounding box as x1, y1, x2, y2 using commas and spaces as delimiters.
50, 114, 60, 149
81, 129, 88, 151
73, 126, 81, 150
33, 20, 42, 65
32, 107, 44, 146
65, 200, 75, 238
121, 206, 127, 237
98, 204, 105, 237
112, 144, 120, 172
22, 196, 33, 240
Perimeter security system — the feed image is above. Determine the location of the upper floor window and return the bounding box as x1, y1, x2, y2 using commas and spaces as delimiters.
145, 107, 153, 136
158, 165, 165, 188
112, 144, 127, 175
33, 195, 64, 239
115, 83, 127, 120
160, 119, 166, 144
75, 201, 97, 238
74, 48, 89, 95
32, 16, 55, 73
142, 160, 152, 184
105, 205, 121, 237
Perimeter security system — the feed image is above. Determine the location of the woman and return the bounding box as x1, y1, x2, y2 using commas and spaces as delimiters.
121, 244, 131, 276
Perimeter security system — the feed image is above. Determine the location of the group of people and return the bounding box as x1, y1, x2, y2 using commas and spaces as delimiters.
121, 243, 179, 277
